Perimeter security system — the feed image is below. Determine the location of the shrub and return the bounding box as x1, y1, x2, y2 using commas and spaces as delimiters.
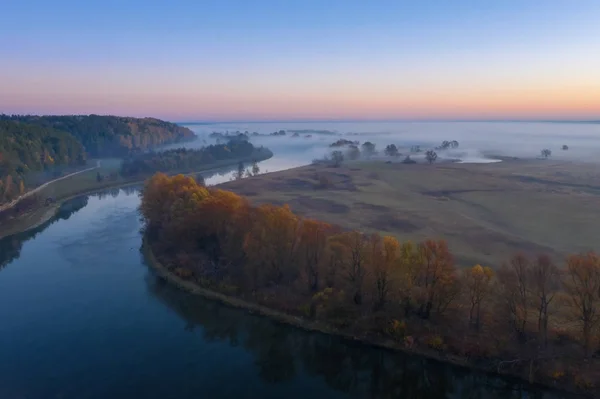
426, 335, 445, 350
386, 319, 407, 341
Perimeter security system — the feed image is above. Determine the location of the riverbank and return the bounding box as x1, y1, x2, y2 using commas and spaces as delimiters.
141, 239, 589, 398
0, 151, 272, 240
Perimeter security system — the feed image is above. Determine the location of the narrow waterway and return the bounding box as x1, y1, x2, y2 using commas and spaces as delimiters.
0, 189, 571, 399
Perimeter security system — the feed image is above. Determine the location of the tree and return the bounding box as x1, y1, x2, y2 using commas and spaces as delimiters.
334, 231, 369, 305
497, 253, 530, 339
346, 145, 360, 160
410, 145, 421, 153
299, 219, 332, 292
361, 142, 376, 158
425, 150, 438, 164
331, 150, 344, 167
371, 235, 399, 310
415, 240, 457, 318
402, 155, 416, 164
384, 144, 399, 157
563, 252, 600, 357
96, 172, 104, 182
244, 204, 301, 285
462, 264, 494, 330
236, 161, 245, 180
562, 145, 569, 150
541, 149, 551, 158
252, 161, 260, 176
450, 140, 459, 149
529, 254, 560, 347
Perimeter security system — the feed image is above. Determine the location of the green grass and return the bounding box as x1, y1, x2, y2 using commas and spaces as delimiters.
222, 159, 600, 268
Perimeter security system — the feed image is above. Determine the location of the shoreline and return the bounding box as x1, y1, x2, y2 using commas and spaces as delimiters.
0, 151, 272, 240
141, 239, 582, 398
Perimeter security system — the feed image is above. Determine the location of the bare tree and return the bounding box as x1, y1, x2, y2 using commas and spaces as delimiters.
564, 252, 600, 357
497, 253, 530, 340
529, 254, 560, 347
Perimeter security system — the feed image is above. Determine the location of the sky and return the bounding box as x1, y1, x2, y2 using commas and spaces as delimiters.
1, 0, 599, 122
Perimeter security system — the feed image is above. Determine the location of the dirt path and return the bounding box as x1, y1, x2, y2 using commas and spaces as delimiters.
0, 161, 100, 213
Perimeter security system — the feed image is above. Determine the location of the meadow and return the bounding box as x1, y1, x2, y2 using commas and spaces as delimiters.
222, 158, 600, 268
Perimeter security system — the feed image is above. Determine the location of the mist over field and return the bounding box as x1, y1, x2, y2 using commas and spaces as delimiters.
180, 122, 600, 179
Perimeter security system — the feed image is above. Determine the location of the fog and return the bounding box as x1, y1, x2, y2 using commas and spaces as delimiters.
179, 122, 600, 184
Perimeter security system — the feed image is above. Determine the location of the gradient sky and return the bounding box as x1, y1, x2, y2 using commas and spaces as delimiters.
1, 0, 599, 121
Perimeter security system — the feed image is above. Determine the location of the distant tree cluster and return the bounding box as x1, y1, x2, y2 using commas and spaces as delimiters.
329, 139, 359, 148
120, 140, 268, 177
436, 140, 459, 150
384, 144, 399, 157
142, 173, 600, 391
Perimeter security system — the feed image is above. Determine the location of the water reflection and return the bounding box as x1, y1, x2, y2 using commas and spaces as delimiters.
0, 196, 89, 269
146, 270, 568, 399
0, 186, 141, 270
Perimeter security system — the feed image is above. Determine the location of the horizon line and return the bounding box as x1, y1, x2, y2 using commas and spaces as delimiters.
179, 118, 600, 125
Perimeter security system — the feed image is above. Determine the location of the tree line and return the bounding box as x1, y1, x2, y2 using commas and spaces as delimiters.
141, 173, 600, 393
0, 120, 87, 204
120, 140, 270, 177
0, 115, 196, 206
1, 114, 195, 157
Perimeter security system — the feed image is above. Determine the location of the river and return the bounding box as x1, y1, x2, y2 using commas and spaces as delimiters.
1, 121, 592, 398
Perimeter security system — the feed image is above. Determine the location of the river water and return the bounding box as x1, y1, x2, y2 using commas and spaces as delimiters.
2, 121, 592, 398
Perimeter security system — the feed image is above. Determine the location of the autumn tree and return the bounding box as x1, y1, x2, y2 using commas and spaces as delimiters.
462, 264, 494, 330
529, 254, 560, 347
563, 252, 600, 357
298, 219, 332, 292
497, 253, 531, 339
415, 240, 457, 319
199, 188, 249, 265
333, 231, 369, 305
244, 204, 300, 285
371, 235, 399, 310
397, 241, 419, 315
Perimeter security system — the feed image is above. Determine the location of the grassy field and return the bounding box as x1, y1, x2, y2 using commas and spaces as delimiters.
221, 159, 600, 268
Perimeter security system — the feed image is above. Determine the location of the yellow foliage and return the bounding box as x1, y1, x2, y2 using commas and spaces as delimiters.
426, 335, 444, 350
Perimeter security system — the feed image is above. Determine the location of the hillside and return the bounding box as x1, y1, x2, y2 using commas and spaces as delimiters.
0, 115, 196, 206
0, 120, 87, 204
1, 115, 196, 157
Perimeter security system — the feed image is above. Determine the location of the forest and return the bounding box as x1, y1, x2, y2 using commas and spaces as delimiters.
120, 140, 271, 177
0, 114, 195, 157
141, 173, 600, 395
0, 114, 196, 206
0, 120, 87, 204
